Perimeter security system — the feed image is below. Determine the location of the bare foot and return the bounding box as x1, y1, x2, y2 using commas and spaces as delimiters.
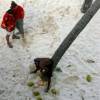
7, 43, 13, 48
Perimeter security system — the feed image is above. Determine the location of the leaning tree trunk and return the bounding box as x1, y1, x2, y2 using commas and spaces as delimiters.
81, 0, 93, 13
52, 0, 100, 70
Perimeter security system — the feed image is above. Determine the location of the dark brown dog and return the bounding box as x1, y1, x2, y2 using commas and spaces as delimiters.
31, 58, 53, 92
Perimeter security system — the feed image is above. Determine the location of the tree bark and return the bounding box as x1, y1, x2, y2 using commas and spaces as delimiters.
52, 0, 100, 69
81, 0, 93, 13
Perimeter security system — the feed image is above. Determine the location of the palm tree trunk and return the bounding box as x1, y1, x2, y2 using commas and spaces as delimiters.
81, 0, 93, 13
52, 0, 100, 69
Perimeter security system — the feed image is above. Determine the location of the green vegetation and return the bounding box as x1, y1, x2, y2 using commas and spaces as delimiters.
86, 75, 92, 82
27, 81, 34, 87
36, 96, 43, 100
55, 67, 62, 72
33, 91, 40, 96
51, 88, 58, 95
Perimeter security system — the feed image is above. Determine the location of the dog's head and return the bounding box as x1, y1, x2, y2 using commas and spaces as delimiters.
34, 58, 53, 79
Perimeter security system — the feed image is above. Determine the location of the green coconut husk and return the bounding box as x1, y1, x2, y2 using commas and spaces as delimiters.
33, 91, 40, 96
27, 81, 34, 87
86, 75, 92, 82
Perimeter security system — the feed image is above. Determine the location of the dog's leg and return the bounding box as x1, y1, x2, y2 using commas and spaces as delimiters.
33, 68, 39, 73
45, 78, 51, 92
30, 67, 39, 74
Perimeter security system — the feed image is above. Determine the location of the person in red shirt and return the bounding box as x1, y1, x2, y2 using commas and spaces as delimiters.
10, 1, 24, 38
1, 9, 20, 48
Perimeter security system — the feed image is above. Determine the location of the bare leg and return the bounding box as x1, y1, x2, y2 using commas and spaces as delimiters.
6, 35, 13, 48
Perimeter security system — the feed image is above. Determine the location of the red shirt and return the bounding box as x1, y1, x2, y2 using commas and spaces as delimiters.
13, 5, 24, 20
1, 12, 16, 32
